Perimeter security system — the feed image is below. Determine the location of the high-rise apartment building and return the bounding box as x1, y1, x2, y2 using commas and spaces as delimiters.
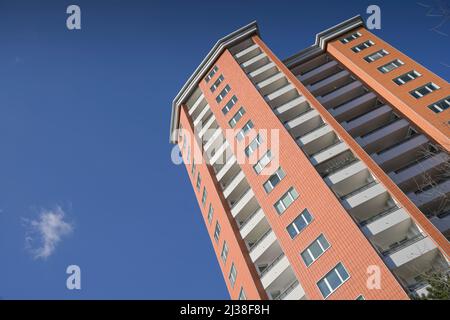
170, 16, 449, 300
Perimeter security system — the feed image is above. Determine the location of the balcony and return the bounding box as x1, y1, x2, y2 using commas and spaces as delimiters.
265, 84, 299, 108
234, 43, 261, 64
187, 93, 206, 117
361, 206, 413, 250
355, 119, 410, 154
249, 61, 278, 83
274, 96, 309, 123
291, 53, 331, 77
307, 70, 351, 96
298, 60, 340, 85
256, 73, 288, 96
249, 229, 279, 263
198, 115, 217, 139
297, 125, 335, 156
192, 103, 211, 128
317, 81, 365, 109
276, 280, 306, 300
203, 129, 223, 153
241, 52, 270, 73
341, 105, 393, 137
326, 161, 371, 197
285, 109, 321, 138
216, 155, 238, 182
430, 212, 450, 237
389, 152, 449, 192
223, 170, 247, 199
263, 261, 303, 298
239, 208, 267, 239
209, 140, 230, 166
329, 92, 377, 122
407, 179, 450, 212
342, 182, 390, 221
383, 235, 439, 278
230, 188, 259, 221
310, 141, 349, 166
371, 134, 429, 172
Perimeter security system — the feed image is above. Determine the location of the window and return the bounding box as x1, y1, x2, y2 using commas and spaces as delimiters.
356, 295, 365, 300
351, 40, 374, 53
196, 172, 201, 191
301, 234, 330, 267
428, 96, 450, 113
287, 209, 313, 239
221, 241, 229, 263
205, 65, 218, 83
214, 221, 221, 242
238, 287, 247, 300
364, 49, 388, 62
210, 74, 224, 92
191, 162, 196, 176
245, 134, 263, 157
378, 59, 404, 73
236, 120, 254, 141
317, 263, 350, 299
410, 82, 440, 99
201, 187, 207, 207
340, 32, 361, 44
229, 107, 246, 128
216, 85, 231, 103
222, 95, 238, 115
207, 204, 214, 224
274, 187, 299, 214
253, 150, 272, 174
393, 70, 421, 85
263, 167, 286, 193
228, 263, 237, 288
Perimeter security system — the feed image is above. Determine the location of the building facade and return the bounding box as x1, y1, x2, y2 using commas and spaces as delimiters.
170, 17, 450, 300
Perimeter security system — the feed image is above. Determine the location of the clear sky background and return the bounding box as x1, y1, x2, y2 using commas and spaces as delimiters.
0, 0, 448, 299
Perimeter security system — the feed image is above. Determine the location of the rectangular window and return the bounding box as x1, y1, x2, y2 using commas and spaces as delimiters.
428, 96, 450, 113
210, 74, 224, 92
214, 221, 221, 242
205, 65, 218, 83
301, 234, 331, 267
274, 187, 299, 215
351, 40, 374, 53
207, 204, 214, 225
221, 241, 229, 263
216, 85, 231, 103
253, 150, 272, 174
222, 95, 238, 115
229, 263, 237, 288
364, 49, 388, 62
378, 59, 404, 73
393, 70, 421, 85
191, 162, 196, 176
263, 167, 286, 193
229, 107, 246, 128
201, 187, 207, 207
287, 209, 313, 239
196, 172, 201, 191
410, 82, 440, 99
238, 287, 246, 300
340, 32, 361, 44
317, 263, 350, 299
245, 134, 263, 157
236, 120, 254, 141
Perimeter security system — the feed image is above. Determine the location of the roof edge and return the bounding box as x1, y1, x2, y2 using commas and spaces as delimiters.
169, 21, 260, 143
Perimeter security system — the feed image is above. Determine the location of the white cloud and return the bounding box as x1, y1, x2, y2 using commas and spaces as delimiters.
23, 206, 73, 260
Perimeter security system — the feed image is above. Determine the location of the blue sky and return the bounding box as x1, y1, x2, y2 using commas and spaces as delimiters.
0, 0, 448, 299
